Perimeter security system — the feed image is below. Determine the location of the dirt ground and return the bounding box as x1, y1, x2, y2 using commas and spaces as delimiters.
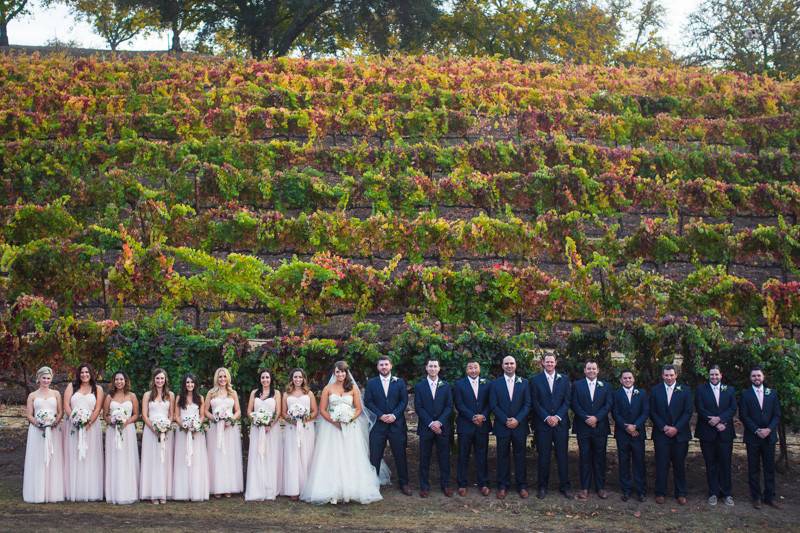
1, 404, 798, 532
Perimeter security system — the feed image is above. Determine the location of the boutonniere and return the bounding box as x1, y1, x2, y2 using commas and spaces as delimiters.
720, 384, 727, 392
391, 376, 398, 383
515, 377, 522, 384
675, 385, 682, 392
597, 381, 604, 387
436, 380, 446, 388
556, 373, 562, 380
633, 389, 640, 395
765, 388, 772, 396
479, 378, 487, 385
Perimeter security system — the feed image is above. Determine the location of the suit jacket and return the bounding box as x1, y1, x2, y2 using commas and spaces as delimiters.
571, 378, 612, 437
454, 376, 492, 435
612, 387, 649, 441
530, 371, 571, 432
739, 386, 781, 446
694, 383, 736, 442
413, 378, 453, 437
489, 375, 531, 438
649, 382, 693, 443
363, 375, 408, 434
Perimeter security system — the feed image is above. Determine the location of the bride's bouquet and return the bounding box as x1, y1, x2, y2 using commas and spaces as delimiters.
286, 402, 309, 428
251, 408, 275, 428
34, 410, 56, 436
109, 407, 128, 448
330, 402, 356, 425
69, 407, 91, 434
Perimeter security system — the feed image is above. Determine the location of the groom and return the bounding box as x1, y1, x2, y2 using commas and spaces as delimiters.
364, 355, 412, 495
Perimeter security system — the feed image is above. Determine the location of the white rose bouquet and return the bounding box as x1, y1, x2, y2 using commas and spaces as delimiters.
252, 408, 275, 428
330, 402, 356, 425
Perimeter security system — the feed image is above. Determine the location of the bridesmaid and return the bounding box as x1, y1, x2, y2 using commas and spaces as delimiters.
63, 362, 104, 502
103, 371, 139, 504
281, 368, 317, 501
245, 369, 283, 501
204, 367, 244, 497
173, 373, 209, 501
140, 368, 175, 504
23, 366, 65, 503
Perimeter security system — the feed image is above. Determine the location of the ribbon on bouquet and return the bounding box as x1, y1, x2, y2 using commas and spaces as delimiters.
159, 430, 167, 464
216, 412, 227, 455
115, 426, 124, 450
258, 425, 268, 458
77, 426, 88, 461
43, 425, 54, 467
185, 430, 194, 467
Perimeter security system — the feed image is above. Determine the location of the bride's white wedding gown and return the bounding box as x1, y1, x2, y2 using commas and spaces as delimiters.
301, 393, 383, 504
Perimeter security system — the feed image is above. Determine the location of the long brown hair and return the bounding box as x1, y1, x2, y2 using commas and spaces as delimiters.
107, 371, 131, 397
254, 369, 275, 400
334, 360, 354, 392
177, 373, 202, 410
286, 368, 310, 395
149, 368, 170, 402
72, 362, 98, 396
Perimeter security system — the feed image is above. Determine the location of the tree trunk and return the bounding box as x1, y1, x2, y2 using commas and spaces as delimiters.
0, 21, 9, 46
171, 21, 182, 52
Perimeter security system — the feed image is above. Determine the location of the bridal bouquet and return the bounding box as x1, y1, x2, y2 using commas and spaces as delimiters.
70, 408, 91, 434
286, 402, 309, 427
109, 407, 128, 448
330, 403, 356, 425
252, 408, 275, 428
34, 410, 56, 435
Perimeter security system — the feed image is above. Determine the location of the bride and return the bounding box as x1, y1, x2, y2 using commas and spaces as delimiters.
301, 360, 383, 505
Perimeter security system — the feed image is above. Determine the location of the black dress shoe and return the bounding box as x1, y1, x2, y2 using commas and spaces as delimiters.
752, 499, 762, 509
621, 493, 629, 502
562, 490, 574, 500
637, 494, 646, 503
537, 488, 546, 499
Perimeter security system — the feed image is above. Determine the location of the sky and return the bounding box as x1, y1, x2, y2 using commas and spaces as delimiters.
7, 1, 700, 54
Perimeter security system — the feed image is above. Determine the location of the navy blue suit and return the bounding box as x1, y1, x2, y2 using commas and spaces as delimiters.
489, 375, 531, 491
571, 379, 612, 491
739, 386, 781, 503
453, 376, 492, 489
695, 383, 736, 498
612, 387, 649, 497
414, 378, 454, 491
364, 374, 409, 488
530, 372, 571, 492
649, 382, 693, 498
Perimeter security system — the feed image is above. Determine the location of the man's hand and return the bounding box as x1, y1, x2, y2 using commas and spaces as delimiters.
715, 423, 726, 432
625, 423, 638, 436
429, 421, 443, 435
708, 416, 721, 426
546, 416, 559, 427
379, 414, 394, 423
506, 417, 519, 429
756, 428, 771, 439
585, 416, 598, 428
472, 414, 485, 426
663, 425, 678, 438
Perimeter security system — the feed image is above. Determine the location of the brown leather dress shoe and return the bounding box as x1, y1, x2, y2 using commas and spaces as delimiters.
655, 496, 665, 504
443, 488, 454, 497
480, 486, 491, 496
752, 499, 762, 509
401, 485, 413, 496
497, 489, 507, 500
419, 489, 430, 498
677, 496, 687, 505
765, 500, 782, 510
519, 489, 529, 499
457, 487, 467, 497
597, 490, 609, 499
576, 490, 589, 500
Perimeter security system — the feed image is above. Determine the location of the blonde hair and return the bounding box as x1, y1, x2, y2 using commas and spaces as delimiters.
36, 366, 53, 383
209, 367, 235, 398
